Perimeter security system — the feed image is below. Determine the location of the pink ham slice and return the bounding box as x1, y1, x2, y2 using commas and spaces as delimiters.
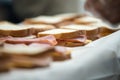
0, 36, 12, 45
3, 35, 57, 46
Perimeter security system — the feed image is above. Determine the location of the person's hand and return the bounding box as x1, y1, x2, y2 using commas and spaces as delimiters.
85, 0, 120, 24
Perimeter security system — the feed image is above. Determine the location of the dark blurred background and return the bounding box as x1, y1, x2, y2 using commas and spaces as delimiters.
0, 0, 86, 23
0, 0, 120, 25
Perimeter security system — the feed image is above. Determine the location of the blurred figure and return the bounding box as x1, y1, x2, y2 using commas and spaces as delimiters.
0, 0, 50, 23
0, 0, 84, 23
85, 0, 120, 24
1, 0, 120, 24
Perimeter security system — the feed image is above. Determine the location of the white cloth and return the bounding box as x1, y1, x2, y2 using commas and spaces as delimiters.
0, 31, 120, 80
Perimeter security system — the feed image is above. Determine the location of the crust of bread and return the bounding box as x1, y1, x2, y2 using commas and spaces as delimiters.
38, 29, 86, 39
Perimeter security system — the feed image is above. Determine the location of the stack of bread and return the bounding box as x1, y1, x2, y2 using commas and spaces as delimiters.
0, 13, 119, 72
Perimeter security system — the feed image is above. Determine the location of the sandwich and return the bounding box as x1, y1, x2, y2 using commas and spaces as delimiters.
60, 24, 99, 40
2, 43, 55, 68
60, 23, 120, 40
0, 35, 71, 69
38, 29, 90, 47
74, 16, 102, 25
0, 22, 32, 37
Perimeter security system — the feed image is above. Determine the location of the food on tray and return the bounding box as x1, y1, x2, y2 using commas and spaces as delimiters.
60, 23, 120, 40
60, 24, 99, 40
0, 36, 71, 70
38, 29, 89, 47
2, 43, 54, 68
0, 13, 119, 72
0, 43, 71, 69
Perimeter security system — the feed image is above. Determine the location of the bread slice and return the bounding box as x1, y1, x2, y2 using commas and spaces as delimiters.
54, 13, 88, 27
38, 29, 85, 39
0, 24, 32, 37
60, 24, 99, 40
23, 16, 64, 25
23, 13, 79, 25
74, 16, 102, 25
55, 13, 79, 21
21, 24, 55, 35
